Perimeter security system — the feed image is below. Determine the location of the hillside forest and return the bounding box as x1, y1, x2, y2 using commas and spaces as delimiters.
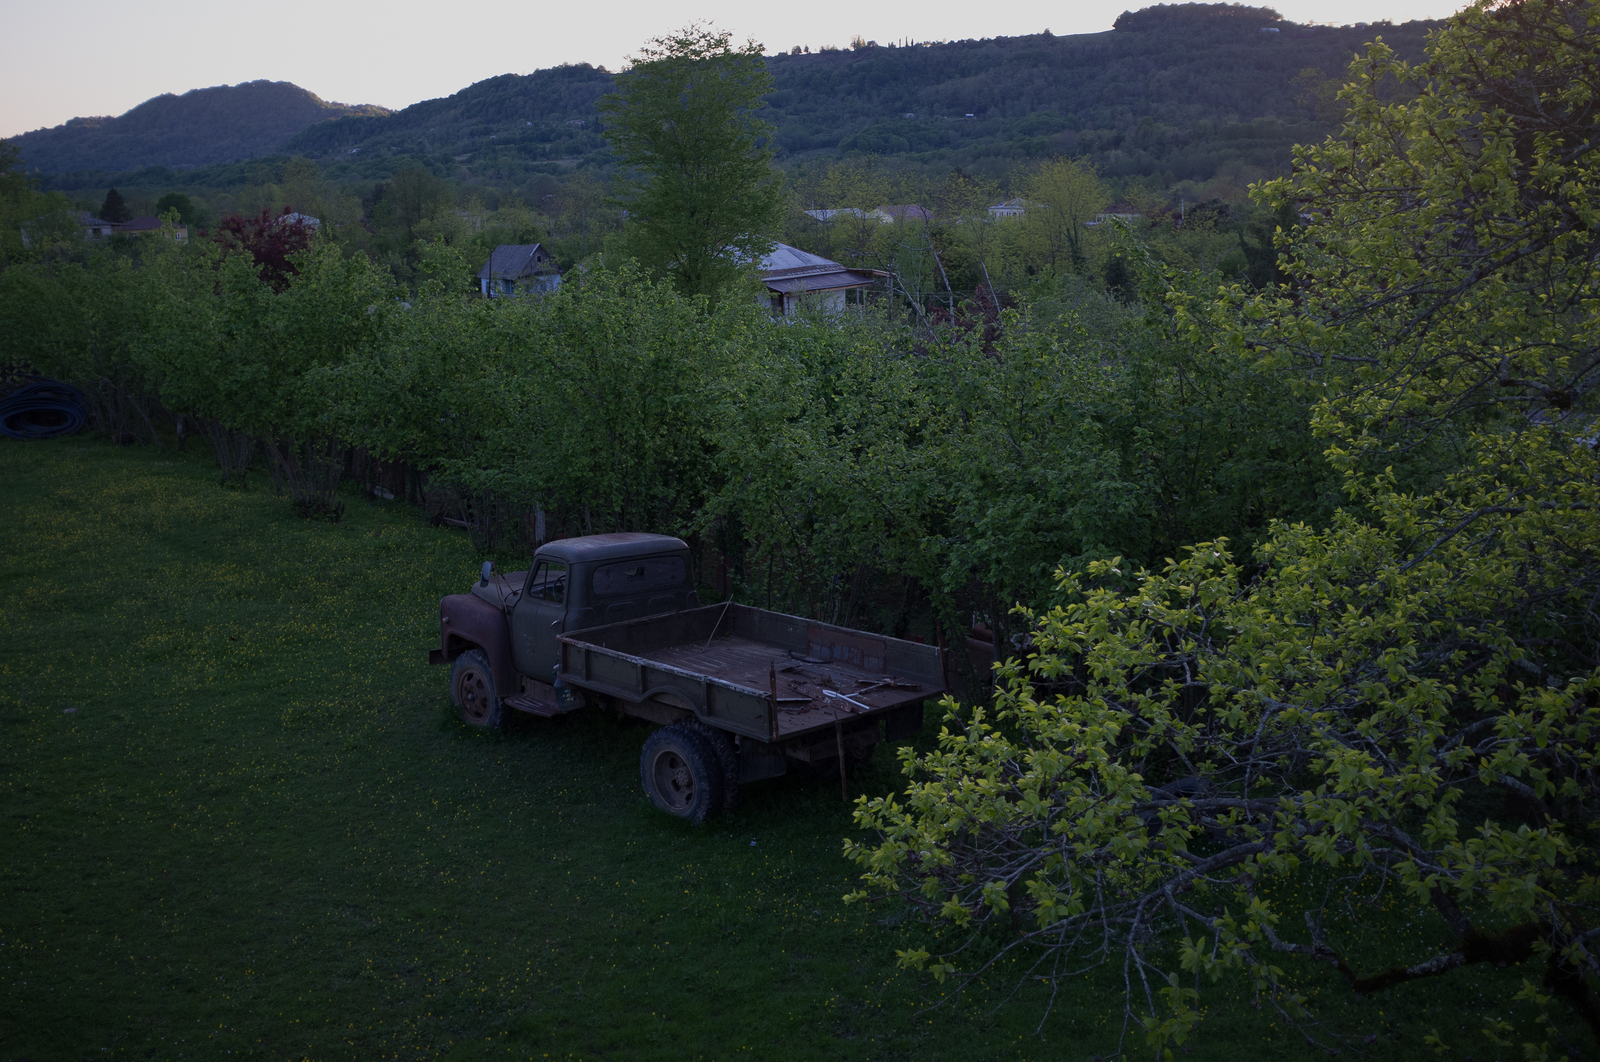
4, 3, 1440, 280
3, 0, 1599, 1054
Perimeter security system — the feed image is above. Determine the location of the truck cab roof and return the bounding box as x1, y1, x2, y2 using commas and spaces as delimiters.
535, 532, 688, 564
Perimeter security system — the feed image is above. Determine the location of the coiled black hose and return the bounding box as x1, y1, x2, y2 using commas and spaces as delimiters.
0, 377, 88, 440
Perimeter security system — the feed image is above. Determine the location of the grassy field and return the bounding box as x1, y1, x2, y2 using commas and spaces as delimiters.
0, 438, 1575, 1061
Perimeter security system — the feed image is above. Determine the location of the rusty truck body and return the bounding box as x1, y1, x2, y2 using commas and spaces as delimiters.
429, 532, 944, 821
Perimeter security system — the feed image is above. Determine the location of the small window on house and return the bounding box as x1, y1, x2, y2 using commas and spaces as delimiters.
592, 557, 685, 596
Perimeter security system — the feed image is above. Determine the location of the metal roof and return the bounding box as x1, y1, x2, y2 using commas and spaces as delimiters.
478, 243, 557, 281
536, 532, 689, 563
877, 204, 933, 222
757, 242, 840, 273
765, 270, 879, 294
755, 242, 882, 295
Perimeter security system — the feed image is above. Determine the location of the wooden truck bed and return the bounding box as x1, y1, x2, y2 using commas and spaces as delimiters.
557, 603, 944, 743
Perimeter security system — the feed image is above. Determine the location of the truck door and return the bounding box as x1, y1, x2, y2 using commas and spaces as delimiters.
511, 560, 568, 682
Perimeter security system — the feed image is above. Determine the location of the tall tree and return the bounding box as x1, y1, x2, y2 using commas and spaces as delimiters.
154, 192, 197, 226
99, 188, 131, 224
1019, 157, 1109, 274
599, 24, 785, 300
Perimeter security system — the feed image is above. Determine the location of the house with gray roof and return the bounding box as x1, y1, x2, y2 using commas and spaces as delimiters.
477, 243, 561, 298
757, 242, 883, 316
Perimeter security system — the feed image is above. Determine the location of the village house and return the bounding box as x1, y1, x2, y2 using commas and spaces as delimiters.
115, 216, 189, 242
477, 243, 562, 297
876, 204, 932, 223
757, 242, 882, 316
22, 211, 187, 247
79, 212, 115, 239
277, 212, 321, 232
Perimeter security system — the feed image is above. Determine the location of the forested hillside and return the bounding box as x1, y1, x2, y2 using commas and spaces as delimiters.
16, 5, 1438, 191
280, 4, 1435, 186
768, 8, 1438, 179
6, 81, 390, 176
283, 65, 615, 169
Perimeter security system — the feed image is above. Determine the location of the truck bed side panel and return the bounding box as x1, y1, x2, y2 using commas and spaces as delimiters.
560, 604, 945, 743
559, 637, 776, 741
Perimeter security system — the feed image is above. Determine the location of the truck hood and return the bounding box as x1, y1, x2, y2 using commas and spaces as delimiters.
470, 571, 526, 610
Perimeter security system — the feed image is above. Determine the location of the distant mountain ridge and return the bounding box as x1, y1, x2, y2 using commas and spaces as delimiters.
12, 5, 1444, 187
278, 4, 1438, 184
6, 81, 389, 174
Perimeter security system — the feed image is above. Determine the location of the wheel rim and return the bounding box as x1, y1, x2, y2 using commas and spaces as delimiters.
455, 664, 493, 724
651, 749, 696, 812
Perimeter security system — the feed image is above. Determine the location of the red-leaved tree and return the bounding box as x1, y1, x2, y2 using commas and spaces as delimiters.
211, 209, 316, 292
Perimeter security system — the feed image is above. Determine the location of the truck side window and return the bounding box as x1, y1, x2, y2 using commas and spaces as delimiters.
527, 561, 568, 605
592, 557, 685, 596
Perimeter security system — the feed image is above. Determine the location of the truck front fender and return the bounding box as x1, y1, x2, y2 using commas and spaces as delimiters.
430, 593, 517, 693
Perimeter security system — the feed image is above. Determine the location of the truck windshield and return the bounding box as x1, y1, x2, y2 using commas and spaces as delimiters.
527, 561, 568, 605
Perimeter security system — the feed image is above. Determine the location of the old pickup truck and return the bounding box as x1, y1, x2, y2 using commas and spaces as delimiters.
429, 532, 945, 822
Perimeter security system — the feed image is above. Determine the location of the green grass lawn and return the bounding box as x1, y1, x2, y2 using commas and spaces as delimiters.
0, 438, 1576, 1061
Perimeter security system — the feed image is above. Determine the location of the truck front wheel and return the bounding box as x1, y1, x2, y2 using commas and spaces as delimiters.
450, 649, 503, 728
640, 724, 724, 823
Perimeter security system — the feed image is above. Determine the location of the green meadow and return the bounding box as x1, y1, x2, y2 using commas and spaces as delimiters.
0, 439, 1557, 1060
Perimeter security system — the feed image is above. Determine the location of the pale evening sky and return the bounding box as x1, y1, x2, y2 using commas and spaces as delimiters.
1, 0, 1471, 140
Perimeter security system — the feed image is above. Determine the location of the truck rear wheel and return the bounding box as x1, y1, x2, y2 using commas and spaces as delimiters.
640, 724, 724, 823
686, 720, 742, 811
450, 649, 503, 728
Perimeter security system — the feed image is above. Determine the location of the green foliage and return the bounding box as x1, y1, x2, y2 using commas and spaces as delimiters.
330, 259, 737, 537
98, 187, 130, 223
708, 268, 1333, 646
1253, 0, 1600, 465
600, 25, 786, 299
1114, 3, 1283, 32
0, 172, 1331, 617
153, 191, 196, 224
0, 242, 170, 442
1016, 158, 1110, 274
0, 142, 74, 259
847, 0, 1600, 1049
361, 164, 459, 280
367, 165, 454, 246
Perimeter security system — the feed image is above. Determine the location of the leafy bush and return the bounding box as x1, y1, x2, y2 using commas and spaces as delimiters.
848, 0, 1600, 1050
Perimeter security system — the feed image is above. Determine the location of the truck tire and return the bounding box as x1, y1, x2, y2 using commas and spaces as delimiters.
640, 724, 724, 823
686, 720, 743, 811
450, 649, 503, 728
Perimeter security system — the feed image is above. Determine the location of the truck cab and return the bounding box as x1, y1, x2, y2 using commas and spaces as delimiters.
430, 533, 697, 722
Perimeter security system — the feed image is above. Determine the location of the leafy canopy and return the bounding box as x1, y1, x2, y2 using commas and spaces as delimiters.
99, 188, 131, 224
847, 0, 1600, 1053
599, 24, 785, 300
